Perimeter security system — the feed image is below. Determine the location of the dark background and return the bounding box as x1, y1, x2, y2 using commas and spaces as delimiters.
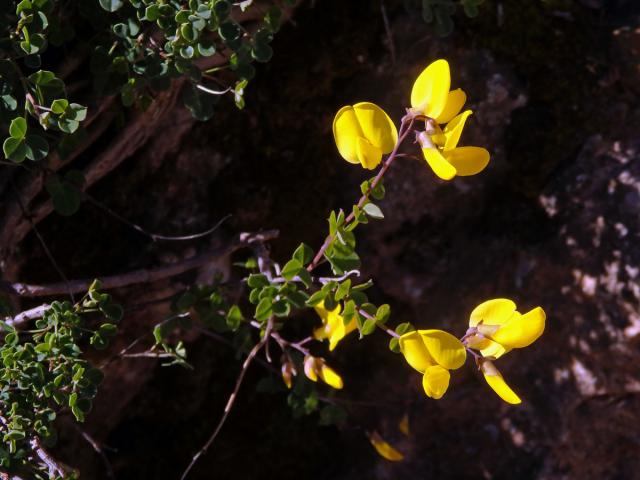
10, 0, 640, 478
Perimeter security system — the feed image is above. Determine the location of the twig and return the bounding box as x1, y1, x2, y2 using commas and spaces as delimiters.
72, 424, 116, 480
306, 114, 415, 272
9, 183, 75, 302
180, 317, 274, 480
0, 230, 279, 297
358, 308, 399, 338
380, 0, 397, 65
83, 191, 232, 242
30, 437, 72, 479
4, 304, 50, 327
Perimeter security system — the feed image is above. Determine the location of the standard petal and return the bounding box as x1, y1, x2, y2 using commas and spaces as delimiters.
422, 148, 457, 180
420, 329, 467, 370
410, 59, 451, 119
469, 298, 517, 327
369, 431, 404, 462
492, 307, 546, 349
435, 88, 467, 124
333, 106, 363, 164
353, 102, 398, 153
399, 331, 434, 373
319, 363, 344, 390
481, 362, 521, 404
445, 147, 490, 176
356, 137, 383, 170
422, 365, 450, 399
443, 110, 472, 151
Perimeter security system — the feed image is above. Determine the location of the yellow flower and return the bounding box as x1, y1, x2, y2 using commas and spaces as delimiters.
411, 59, 490, 181
398, 329, 466, 399
333, 102, 398, 170
313, 301, 357, 351
466, 298, 546, 359
368, 431, 404, 462
480, 360, 522, 405
303, 355, 344, 390
463, 298, 546, 404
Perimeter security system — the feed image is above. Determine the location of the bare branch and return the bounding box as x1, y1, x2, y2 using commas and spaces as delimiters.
180, 317, 274, 480
0, 230, 279, 298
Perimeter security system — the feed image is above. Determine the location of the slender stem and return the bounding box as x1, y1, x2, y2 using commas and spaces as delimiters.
307, 115, 416, 272
180, 317, 273, 480
358, 308, 399, 338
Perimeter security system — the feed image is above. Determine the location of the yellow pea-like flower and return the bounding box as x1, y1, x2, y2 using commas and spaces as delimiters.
421, 110, 490, 181
333, 102, 398, 170
303, 355, 344, 390
410, 59, 452, 120
368, 431, 404, 462
411, 59, 490, 181
398, 329, 466, 399
480, 360, 522, 405
467, 298, 546, 360
313, 301, 357, 351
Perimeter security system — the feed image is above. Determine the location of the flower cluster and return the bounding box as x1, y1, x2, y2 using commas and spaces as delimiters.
332, 59, 490, 180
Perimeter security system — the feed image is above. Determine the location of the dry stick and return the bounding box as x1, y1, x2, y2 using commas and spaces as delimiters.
0, 230, 279, 297
9, 183, 75, 303
72, 424, 116, 480
180, 317, 274, 480
306, 115, 415, 272
380, 0, 397, 65
82, 191, 232, 242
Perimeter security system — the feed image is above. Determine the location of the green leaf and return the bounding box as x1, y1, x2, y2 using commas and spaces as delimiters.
305, 290, 327, 307
3, 137, 27, 162
342, 300, 356, 325
99, 302, 123, 322
375, 304, 391, 324
45, 175, 82, 216
319, 404, 347, 426
247, 274, 269, 288
292, 243, 313, 265
363, 202, 384, 220
24, 134, 48, 161
334, 279, 351, 301
9, 117, 27, 139
99, 0, 124, 12
182, 84, 217, 121
255, 297, 272, 321
226, 305, 243, 331
297, 268, 312, 288
272, 300, 290, 317
360, 317, 377, 336
252, 42, 273, 63
51, 98, 69, 114
281, 259, 302, 281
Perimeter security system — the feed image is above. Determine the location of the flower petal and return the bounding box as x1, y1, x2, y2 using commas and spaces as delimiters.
492, 307, 546, 349
445, 147, 490, 176
353, 102, 398, 153
399, 330, 434, 373
303, 356, 318, 382
422, 365, 450, 399
422, 148, 457, 180
443, 110, 472, 151
479, 339, 509, 359
369, 431, 404, 462
469, 298, 517, 327
410, 59, 451, 119
398, 414, 410, 436
333, 106, 364, 164
356, 137, 383, 170
419, 329, 467, 370
481, 361, 522, 404
319, 363, 344, 390
435, 88, 467, 124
